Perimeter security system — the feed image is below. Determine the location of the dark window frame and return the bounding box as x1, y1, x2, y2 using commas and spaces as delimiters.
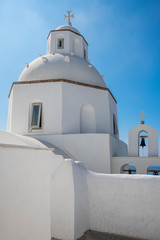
31, 103, 42, 129
57, 38, 64, 49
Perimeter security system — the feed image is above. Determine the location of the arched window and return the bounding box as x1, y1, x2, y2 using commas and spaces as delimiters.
121, 164, 136, 174
139, 131, 148, 157
113, 114, 118, 136
147, 165, 160, 175
80, 104, 96, 133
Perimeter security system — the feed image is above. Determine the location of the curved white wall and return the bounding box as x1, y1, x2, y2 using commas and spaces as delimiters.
51, 159, 160, 240
51, 160, 89, 240
0, 146, 53, 240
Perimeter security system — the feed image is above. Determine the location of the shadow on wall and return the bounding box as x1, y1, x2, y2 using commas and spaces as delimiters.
77, 230, 144, 240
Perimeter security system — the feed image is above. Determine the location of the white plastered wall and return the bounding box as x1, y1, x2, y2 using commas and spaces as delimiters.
35, 134, 111, 173
87, 172, 160, 240
7, 89, 13, 131
129, 124, 158, 157
7, 82, 62, 135
51, 160, 89, 240
50, 159, 160, 240
0, 146, 53, 240
34, 133, 128, 174
62, 83, 112, 134
8, 82, 118, 137
110, 135, 128, 157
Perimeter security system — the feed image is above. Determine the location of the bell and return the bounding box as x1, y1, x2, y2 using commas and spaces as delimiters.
140, 137, 146, 148
128, 169, 132, 174
153, 171, 158, 175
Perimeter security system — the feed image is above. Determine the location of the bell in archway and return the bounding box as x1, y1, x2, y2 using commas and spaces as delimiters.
140, 137, 146, 148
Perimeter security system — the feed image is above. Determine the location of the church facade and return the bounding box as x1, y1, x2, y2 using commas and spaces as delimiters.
1, 11, 160, 240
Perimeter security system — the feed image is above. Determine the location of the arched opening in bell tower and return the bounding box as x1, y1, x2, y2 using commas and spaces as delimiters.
138, 131, 148, 157
147, 165, 160, 175
121, 164, 136, 174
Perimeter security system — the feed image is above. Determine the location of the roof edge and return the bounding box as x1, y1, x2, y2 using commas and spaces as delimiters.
0, 143, 53, 151
47, 29, 88, 45
9, 78, 117, 103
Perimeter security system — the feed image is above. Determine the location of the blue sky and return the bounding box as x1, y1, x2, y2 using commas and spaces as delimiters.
0, 0, 160, 148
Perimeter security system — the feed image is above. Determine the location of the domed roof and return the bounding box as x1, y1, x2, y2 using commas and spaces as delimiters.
18, 54, 106, 88
56, 25, 80, 34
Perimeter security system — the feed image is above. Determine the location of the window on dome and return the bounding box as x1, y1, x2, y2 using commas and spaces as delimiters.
31, 103, 42, 129
57, 38, 64, 49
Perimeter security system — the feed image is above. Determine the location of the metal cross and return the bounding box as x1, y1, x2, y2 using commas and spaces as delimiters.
64, 10, 74, 26
139, 111, 147, 124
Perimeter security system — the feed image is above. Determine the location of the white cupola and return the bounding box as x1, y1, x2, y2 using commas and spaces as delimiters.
47, 10, 88, 59
18, 10, 105, 88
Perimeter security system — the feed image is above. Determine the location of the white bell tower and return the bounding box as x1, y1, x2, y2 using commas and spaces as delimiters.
129, 111, 158, 157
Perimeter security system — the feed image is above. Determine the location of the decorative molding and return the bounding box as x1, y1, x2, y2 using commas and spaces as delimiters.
8, 79, 117, 103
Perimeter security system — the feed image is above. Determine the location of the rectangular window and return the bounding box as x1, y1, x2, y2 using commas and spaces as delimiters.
31, 103, 42, 129
57, 38, 64, 49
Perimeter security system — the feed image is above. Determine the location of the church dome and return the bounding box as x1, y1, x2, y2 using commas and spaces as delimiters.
18, 10, 106, 88
55, 25, 80, 34
18, 53, 106, 88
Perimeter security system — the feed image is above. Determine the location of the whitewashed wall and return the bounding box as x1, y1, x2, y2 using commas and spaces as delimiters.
2, 142, 159, 240
7, 82, 62, 135
35, 134, 112, 173
50, 159, 160, 240
35, 133, 127, 174
110, 135, 128, 157
51, 160, 89, 240
87, 172, 160, 240
0, 146, 53, 240
8, 82, 119, 137
62, 83, 113, 134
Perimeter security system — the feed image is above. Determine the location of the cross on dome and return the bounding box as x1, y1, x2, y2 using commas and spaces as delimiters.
64, 10, 74, 26
139, 111, 147, 124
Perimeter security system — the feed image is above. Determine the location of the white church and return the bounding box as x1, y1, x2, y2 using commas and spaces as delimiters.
1, 11, 160, 240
